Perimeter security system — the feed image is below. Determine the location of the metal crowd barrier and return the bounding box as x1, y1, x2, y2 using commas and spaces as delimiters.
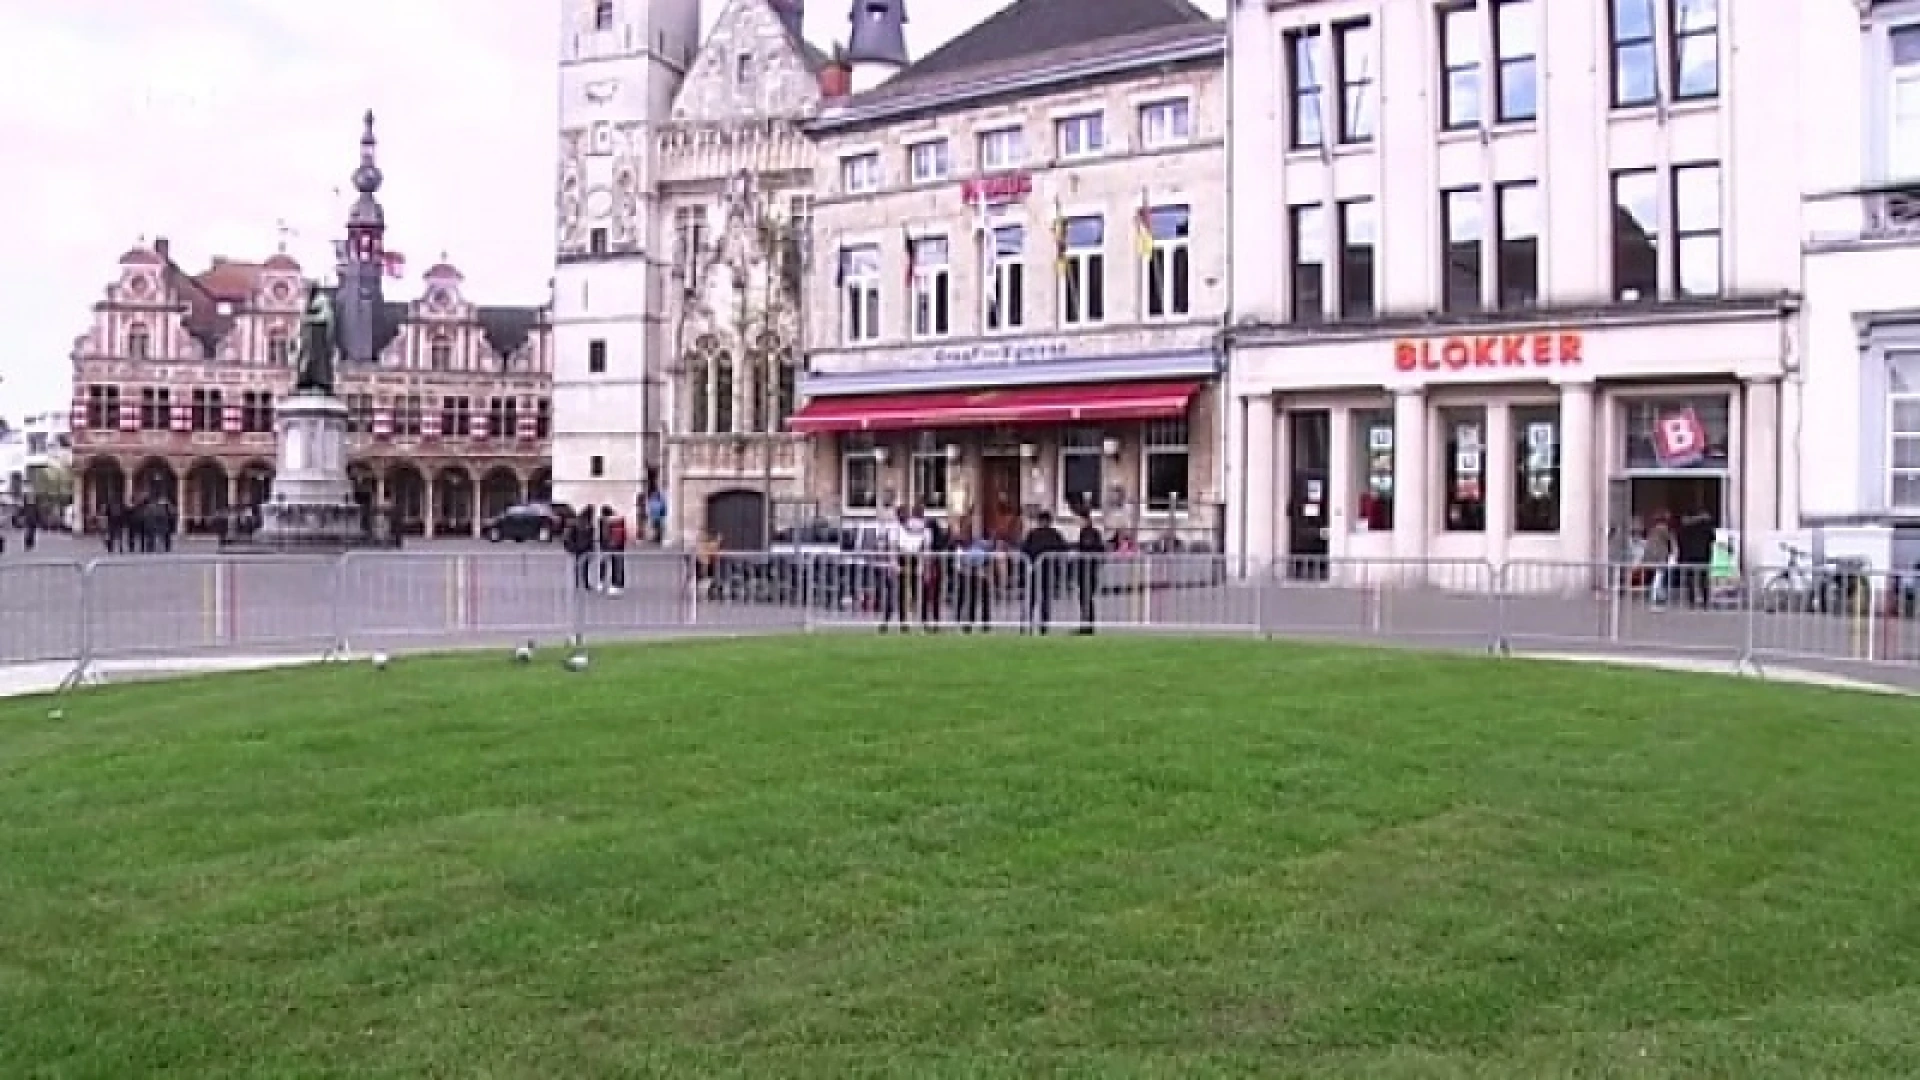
0, 551, 1915, 690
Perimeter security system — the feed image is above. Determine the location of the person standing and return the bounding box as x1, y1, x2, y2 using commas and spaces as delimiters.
563, 508, 597, 591
1019, 511, 1068, 634
598, 506, 628, 596
1675, 507, 1715, 608
1072, 510, 1104, 634
955, 525, 994, 631
1641, 511, 1675, 609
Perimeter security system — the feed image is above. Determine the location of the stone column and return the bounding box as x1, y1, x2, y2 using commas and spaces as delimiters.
1484, 402, 1514, 567
1558, 381, 1597, 565
1243, 393, 1276, 571
423, 472, 436, 539
471, 479, 483, 538
1328, 405, 1353, 560
1391, 389, 1429, 562
1742, 377, 1781, 549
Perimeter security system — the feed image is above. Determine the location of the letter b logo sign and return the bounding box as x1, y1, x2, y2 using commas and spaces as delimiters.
1653, 408, 1705, 464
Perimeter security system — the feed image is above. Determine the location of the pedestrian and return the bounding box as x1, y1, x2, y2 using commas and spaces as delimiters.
1019, 511, 1067, 634
1675, 507, 1715, 608
646, 488, 667, 545
1641, 511, 1674, 609
955, 525, 994, 631
1073, 509, 1104, 634
563, 508, 596, 591
598, 505, 628, 596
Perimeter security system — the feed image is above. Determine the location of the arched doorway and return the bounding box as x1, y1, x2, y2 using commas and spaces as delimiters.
385, 464, 426, 535
131, 457, 178, 505
183, 459, 229, 532
479, 467, 522, 520
705, 488, 767, 552
527, 467, 553, 505
434, 466, 474, 536
235, 460, 273, 509
82, 458, 126, 527
347, 461, 378, 509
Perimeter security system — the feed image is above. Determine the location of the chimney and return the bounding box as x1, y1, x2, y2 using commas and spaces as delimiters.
154, 237, 170, 261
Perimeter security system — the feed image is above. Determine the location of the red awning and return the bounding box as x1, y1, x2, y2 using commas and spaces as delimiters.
787, 380, 1201, 434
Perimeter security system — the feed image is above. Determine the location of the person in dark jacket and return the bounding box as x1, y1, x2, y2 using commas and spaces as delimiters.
563, 509, 597, 591
1019, 512, 1068, 634
1072, 511, 1104, 634
1674, 507, 1716, 608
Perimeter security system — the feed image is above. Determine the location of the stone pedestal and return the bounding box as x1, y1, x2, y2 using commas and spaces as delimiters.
248, 392, 373, 549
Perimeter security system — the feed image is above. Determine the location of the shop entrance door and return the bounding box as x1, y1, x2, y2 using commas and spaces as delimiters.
1612, 472, 1727, 563
979, 455, 1023, 543
1287, 409, 1331, 579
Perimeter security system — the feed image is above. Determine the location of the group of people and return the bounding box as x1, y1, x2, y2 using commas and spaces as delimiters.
1635, 507, 1721, 608
98, 497, 178, 554
859, 505, 1110, 635
564, 505, 632, 594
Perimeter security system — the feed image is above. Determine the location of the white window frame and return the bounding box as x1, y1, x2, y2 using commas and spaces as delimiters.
987, 224, 1026, 332
907, 138, 949, 183
1142, 204, 1192, 321
1054, 112, 1105, 159
977, 126, 1026, 171
1137, 97, 1193, 149
1889, 22, 1920, 182
843, 435, 880, 515
840, 244, 881, 344
1058, 428, 1106, 515
1060, 216, 1106, 326
910, 434, 951, 515
1891, 351, 1920, 511
909, 235, 951, 339
840, 151, 881, 194
1142, 419, 1192, 517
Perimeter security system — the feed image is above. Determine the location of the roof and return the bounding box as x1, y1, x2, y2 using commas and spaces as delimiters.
811, 0, 1220, 130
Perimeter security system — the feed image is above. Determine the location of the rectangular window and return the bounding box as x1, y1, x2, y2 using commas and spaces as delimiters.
843, 434, 879, 512
587, 338, 607, 374
1441, 187, 1483, 313
86, 385, 119, 430
907, 139, 948, 183
1286, 28, 1325, 149
1354, 410, 1396, 531
840, 244, 881, 343
1441, 406, 1487, 532
910, 436, 950, 513
987, 225, 1025, 331
1891, 353, 1920, 510
1054, 113, 1105, 158
139, 387, 169, 430
1673, 162, 1722, 297
1060, 216, 1106, 325
978, 127, 1025, 170
1143, 205, 1191, 319
1623, 396, 1731, 470
488, 396, 518, 440
396, 394, 422, 437
1671, 0, 1719, 100
590, 455, 605, 478
190, 388, 222, 432
1138, 99, 1193, 148
594, 0, 613, 31
1439, 3, 1481, 130
241, 391, 274, 434
1892, 26, 1920, 181
1611, 0, 1657, 107
1514, 405, 1561, 532
1336, 20, 1374, 144
535, 397, 551, 440
841, 152, 881, 193
1143, 419, 1190, 514
346, 393, 373, 434
1496, 180, 1539, 308
1611, 168, 1660, 301
1338, 198, 1376, 319
909, 236, 951, 338
1060, 428, 1104, 514
1288, 203, 1326, 325
1495, 0, 1538, 122
673, 206, 707, 279
589, 227, 608, 255
440, 395, 470, 440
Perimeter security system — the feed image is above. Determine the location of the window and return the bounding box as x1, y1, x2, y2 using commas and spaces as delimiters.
589, 227, 608, 254
430, 335, 453, 369
1060, 429, 1104, 514
1288, 203, 1326, 325
1338, 198, 1375, 319
1442, 187, 1483, 313
1622, 395, 1730, 469
1055, 113, 1104, 158
673, 206, 708, 279
773, 348, 797, 428
1286, 28, 1325, 149
489, 396, 518, 441
1514, 406, 1561, 532
139, 387, 169, 430
588, 338, 607, 374
396, 394, 422, 437
1059, 216, 1106, 325
987, 225, 1025, 330
1611, 168, 1659, 301
1494, 0, 1538, 122
907, 139, 948, 183
440, 395, 471, 440
841, 152, 881, 193
1336, 20, 1374, 144
910, 436, 949, 513
346, 393, 373, 434
734, 52, 754, 88
1354, 410, 1395, 531
1893, 26, 1920, 181
713, 350, 735, 434
85, 386, 120, 430
1891, 353, 1920, 509
1671, 0, 1719, 100
594, 0, 613, 31
978, 127, 1025, 170
1441, 407, 1487, 532
1143, 420, 1190, 514
534, 397, 551, 439
1496, 181, 1539, 308
1138, 99, 1193, 148
1439, 3, 1480, 130
266, 329, 290, 366
1611, 0, 1657, 107
1673, 162, 1722, 297
190, 388, 222, 432
590, 455, 605, 478
908, 236, 951, 338
843, 434, 879, 512
1142, 205, 1191, 319
241, 391, 274, 434
127, 325, 151, 361
839, 245, 881, 343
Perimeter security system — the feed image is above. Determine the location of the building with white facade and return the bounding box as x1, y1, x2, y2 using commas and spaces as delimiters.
1224, 0, 1799, 575
1800, 2, 1920, 570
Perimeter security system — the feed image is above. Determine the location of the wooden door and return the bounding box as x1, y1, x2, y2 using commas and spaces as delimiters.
980, 457, 1022, 543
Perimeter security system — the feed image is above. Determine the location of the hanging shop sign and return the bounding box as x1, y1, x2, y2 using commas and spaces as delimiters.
1393, 332, 1584, 374
1650, 406, 1708, 467
961, 172, 1033, 205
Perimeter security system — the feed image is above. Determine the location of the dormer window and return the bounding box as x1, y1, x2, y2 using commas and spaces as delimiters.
594, 0, 613, 31
735, 53, 754, 88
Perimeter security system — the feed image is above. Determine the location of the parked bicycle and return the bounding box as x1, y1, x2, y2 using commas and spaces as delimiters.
1759, 543, 1870, 615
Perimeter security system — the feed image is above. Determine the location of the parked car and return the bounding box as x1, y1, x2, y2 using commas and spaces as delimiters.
483, 504, 564, 543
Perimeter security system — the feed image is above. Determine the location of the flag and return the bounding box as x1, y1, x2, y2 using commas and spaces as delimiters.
1133, 201, 1156, 259
1053, 201, 1078, 316
381, 251, 406, 278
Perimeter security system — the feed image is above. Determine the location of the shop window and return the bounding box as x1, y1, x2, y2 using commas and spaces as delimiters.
910, 435, 950, 513
1354, 409, 1395, 531
1060, 428, 1104, 514
1622, 395, 1730, 470
1513, 405, 1561, 532
1143, 420, 1190, 514
1441, 407, 1487, 532
843, 434, 880, 513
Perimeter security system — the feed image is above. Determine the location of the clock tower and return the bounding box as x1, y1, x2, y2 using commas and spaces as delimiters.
551, 0, 702, 511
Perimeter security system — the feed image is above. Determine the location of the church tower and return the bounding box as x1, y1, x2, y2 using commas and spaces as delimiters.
337, 110, 388, 366
551, 0, 702, 510
845, 0, 907, 92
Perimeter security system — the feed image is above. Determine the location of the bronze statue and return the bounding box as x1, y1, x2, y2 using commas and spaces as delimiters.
292, 284, 338, 393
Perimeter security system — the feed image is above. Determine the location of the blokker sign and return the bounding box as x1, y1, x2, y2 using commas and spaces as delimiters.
1393, 332, 1584, 373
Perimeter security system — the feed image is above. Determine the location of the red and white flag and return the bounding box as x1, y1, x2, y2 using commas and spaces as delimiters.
469, 413, 489, 440
372, 408, 392, 439
170, 403, 191, 432
381, 251, 405, 279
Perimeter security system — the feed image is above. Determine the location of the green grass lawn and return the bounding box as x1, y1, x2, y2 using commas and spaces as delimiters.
3, 638, 1920, 1078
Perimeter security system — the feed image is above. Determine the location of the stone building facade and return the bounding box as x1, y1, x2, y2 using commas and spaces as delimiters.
795, 0, 1228, 547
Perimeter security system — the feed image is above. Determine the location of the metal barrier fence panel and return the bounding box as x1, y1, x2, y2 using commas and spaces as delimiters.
338, 550, 579, 649
83, 556, 235, 660
226, 556, 341, 652
1744, 567, 1920, 672
0, 560, 84, 665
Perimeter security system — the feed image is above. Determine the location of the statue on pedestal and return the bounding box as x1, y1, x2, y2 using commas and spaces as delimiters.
291, 284, 338, 394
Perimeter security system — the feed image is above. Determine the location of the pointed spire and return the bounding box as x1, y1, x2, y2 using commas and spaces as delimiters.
353, 110, 383, 195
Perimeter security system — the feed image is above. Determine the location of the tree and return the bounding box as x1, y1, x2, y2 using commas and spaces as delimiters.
28, 463, 73, 511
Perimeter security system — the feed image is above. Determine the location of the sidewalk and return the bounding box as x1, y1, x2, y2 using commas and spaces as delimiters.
1520, 651, 1916, 695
